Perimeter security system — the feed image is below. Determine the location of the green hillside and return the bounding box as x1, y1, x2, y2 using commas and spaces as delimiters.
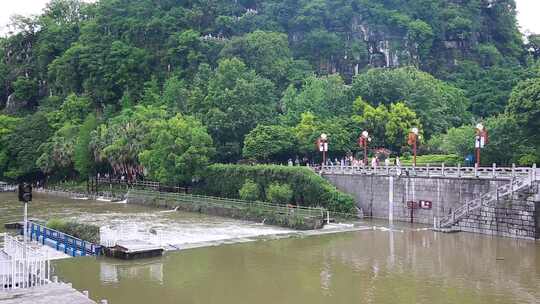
0, 0, 539, 183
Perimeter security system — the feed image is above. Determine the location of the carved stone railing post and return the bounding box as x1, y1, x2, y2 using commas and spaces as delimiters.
492, 163, 496, 178
441, 163, 445, 176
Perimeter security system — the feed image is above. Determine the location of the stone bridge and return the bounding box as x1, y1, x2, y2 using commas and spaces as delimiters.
320, 165, 539, 240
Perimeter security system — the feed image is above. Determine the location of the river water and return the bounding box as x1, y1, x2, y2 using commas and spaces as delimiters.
1, 192, 539, 303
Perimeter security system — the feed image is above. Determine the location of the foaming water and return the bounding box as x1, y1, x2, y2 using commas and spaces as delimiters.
0, 192, 293, 248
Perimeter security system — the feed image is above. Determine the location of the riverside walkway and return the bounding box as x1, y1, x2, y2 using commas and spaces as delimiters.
0, 234, 98, 303
0, 282, 97, 304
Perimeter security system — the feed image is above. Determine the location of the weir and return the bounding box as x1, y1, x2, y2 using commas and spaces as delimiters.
321, 164, 540, 239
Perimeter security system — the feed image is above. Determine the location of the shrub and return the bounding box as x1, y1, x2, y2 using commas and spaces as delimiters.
196, 164, 356, 213
398, 154, 462, 166
46, 218, 100, 243
239, 179, 260, 201
266, 182, 293, 204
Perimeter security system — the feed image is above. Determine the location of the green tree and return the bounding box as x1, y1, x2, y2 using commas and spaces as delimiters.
4, 112, 52, 180
352, 67, 470, 137
73, 113, 97, 177
37, 123, 79, 176
220, 31, 301, 87
139, 114, 214, 185
506, 77, 540, 142
162, 76, 189, 113
282, 74, 350, 125
239, 179, 260, 201
0, 115, 21, 178
203, 58, 277, 161
482, 114, 534, 165
242, 125, 297, 162
427, 125, 475, 158
92, 105, 168, 178
294, 112, 319, 156
528, 34, 540, 59
13, 77, 38, 102
352, 97, 388, 145
385, 102, 422, 150
266, 182, 293, 204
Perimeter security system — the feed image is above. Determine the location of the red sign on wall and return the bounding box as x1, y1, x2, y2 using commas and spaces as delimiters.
407, 200, 432, 209
419, 200, 432, 209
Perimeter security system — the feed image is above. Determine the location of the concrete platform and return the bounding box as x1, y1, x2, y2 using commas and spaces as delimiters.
104, 240, 164, 260
0, 283, 96, 304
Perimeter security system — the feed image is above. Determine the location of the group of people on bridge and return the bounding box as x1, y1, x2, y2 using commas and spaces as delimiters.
287, 155, 402, 169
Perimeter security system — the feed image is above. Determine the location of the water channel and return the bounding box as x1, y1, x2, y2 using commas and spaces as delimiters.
1, 192, 539, 303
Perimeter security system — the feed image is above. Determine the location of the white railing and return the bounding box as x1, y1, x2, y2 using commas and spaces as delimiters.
437, 173, 537, 228
0, 182, 16, 192
319, 164, 536, 180
99, 224, 164, 249
0, 233, 50, 290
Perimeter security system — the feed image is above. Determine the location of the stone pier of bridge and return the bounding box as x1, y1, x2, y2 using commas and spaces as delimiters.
321, 165, 539, 240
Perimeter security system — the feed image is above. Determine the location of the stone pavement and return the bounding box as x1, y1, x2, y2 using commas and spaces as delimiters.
0, 283, 97, 304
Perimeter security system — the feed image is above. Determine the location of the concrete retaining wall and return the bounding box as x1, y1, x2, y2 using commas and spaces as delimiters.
324, 174, 506, 224
323, 173, 539, 239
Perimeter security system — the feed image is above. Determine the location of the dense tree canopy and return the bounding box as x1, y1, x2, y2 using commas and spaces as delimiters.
0, 0, 538, 182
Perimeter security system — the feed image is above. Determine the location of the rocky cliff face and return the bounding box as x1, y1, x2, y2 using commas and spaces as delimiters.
4, 93, 28, 114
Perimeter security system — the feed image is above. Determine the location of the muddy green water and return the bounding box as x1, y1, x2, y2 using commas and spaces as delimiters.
1, 192, 539, 303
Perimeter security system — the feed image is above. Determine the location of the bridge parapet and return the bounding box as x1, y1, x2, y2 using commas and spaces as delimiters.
319, 164, 536, 180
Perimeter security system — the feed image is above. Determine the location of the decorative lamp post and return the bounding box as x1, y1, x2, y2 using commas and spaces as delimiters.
475, 123, 488, 167
408, 127, 419, 167
317, 133, 329, 166
358, 130, 372, 166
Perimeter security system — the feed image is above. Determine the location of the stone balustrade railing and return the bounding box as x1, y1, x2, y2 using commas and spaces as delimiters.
318, 164, 537, 180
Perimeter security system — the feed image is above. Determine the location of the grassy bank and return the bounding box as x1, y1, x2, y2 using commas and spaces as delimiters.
46, 218, 100, 243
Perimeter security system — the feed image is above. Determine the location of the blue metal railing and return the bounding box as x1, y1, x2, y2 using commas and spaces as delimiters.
22, 222, 101, 257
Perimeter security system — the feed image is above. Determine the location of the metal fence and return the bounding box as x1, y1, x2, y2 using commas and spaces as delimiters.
97, 178, 191, 193
0, 233, 50, 290
0, 182, 16, 192
318, 164, 537, 180
26, 222, 101, 257
128, 189, 328, 219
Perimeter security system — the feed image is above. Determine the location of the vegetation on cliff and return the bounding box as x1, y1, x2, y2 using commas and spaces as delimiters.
0, 0, 538, 189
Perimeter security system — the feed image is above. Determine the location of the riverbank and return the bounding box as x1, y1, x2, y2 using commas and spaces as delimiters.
36, 187, 328, 230
126, 189, 326, 230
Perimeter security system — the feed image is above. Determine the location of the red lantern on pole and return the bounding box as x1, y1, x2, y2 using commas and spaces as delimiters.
358, 131, 371, 165
475, 123, 488, 167
316, 133, 329, 166
408, 127, 419, 167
